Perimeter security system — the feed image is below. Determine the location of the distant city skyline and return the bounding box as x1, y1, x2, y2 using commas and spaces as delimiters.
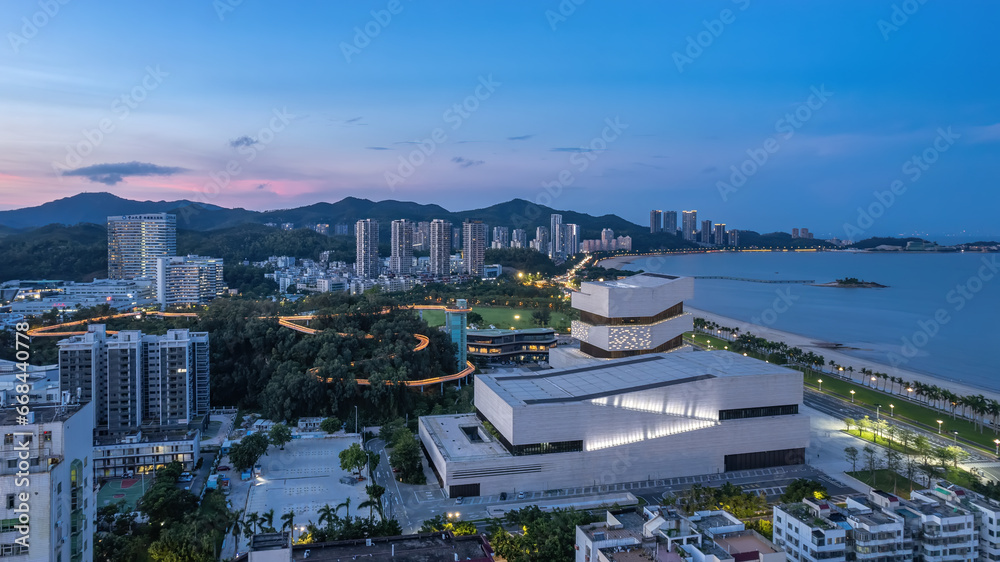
2, 2, 999, 238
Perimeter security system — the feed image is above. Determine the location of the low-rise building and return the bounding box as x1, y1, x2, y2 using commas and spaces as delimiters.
466, 328, 557, 364
93, 427, 201, 478
773, 499, 847, 562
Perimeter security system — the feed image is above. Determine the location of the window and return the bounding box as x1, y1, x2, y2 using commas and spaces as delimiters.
719, 404, 799, 420
2, 434, 12, 446
5, 495, 14, 509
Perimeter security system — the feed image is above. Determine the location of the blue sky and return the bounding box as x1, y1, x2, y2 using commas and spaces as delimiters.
1, 0, 998, 239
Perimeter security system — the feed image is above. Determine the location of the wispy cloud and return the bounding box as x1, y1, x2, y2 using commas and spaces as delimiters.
507, 134, 534, 141
229, 135, 258, 148
342, 116, 366, 126
550, 147, 597, 153
61, 161, 187, 185
366, 146, 391, 150
255, 183, 270, 190
452, 156, 485, 168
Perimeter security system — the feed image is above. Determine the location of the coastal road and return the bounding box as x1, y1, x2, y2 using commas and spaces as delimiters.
804, 388, 998, 465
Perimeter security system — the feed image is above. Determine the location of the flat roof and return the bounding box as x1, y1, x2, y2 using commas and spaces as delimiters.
584, 272, 681, 290
286, 533, 490, 561
468, 328, 555, 336
481, 351, 796, 407
714, 531, 777, 555
420, 414, 510, 461
0, 403, 85, 426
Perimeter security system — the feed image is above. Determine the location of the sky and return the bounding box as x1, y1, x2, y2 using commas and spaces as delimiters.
1, 1, 998, 239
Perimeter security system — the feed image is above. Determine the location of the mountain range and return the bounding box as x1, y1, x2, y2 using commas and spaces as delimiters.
0, 192, 655, 242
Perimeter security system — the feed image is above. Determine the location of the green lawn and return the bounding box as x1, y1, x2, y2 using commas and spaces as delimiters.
684, 332, 736, 351
805, 375, 1000, 452
847, 469, 920, 498
419, 307, 571, 332
843, 429, 919, 455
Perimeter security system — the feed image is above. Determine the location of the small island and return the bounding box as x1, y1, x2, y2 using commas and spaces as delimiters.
814, 277, 888, 288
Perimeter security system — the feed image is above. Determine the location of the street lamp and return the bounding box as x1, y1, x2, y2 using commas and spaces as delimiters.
993, 439, 999, 456
875, 404, 881, 420
889, 404, 894, 417
937, 420, 943, 434
818, 379, 823, 392
952, 431, 959, 444
906, 387, 914, 400
850, 390, 855, 403
871, 376, 877, 387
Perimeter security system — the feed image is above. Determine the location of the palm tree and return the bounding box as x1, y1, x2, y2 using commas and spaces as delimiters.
365, 484, 386, 520
260, 508, 275, 533
245, 512, 261, 537
336, 497, 352, 519
280, 510, 296, 532
317, 504, 337, 528
358, 499, 378, 520
230, 516, 245, 543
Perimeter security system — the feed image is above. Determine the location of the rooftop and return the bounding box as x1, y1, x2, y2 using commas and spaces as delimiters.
0, 403, 85, 426
584, 272, 681, 290
284, 533, 492, 561
468, 327, 555, 336
481, 351, 795, 406
419, 414, 510, 461
600, 545, 657, 562
714, 530, 778, 556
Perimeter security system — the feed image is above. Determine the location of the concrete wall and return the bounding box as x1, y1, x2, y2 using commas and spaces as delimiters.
431, 413, 809, 496
572, 277, 694, 318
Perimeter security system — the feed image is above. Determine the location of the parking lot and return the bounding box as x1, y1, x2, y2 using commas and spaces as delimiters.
223, 435, 370, 556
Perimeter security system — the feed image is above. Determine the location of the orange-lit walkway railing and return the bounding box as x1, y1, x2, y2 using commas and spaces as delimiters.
29, 308, 470, 387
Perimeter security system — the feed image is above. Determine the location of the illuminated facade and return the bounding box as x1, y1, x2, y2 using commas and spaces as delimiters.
445, 300, 469, 367
466, 328, 556, 364
419, 351, 809, 498
0, 402, 95, 562
570, 273, 694, 360
355, 219, 380, 279
155, 255, 225, 309
107, 213, 177, 282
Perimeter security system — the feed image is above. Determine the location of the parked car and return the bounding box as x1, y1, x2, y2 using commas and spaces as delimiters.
392, 467, 400, 473
517, 491, 525, 500
217, 466, 231, 472
455, 497, 463, 505
499, 492, 507, 500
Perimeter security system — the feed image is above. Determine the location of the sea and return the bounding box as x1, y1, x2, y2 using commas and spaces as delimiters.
625, 251, 999, 391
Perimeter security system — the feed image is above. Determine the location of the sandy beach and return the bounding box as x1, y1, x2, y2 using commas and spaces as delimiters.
687, 306, 1000, 403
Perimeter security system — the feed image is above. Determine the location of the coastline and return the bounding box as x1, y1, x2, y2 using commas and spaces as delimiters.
686, 306, 1000, 402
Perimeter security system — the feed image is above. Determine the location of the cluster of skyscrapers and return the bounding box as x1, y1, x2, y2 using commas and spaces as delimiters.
651, 209, 738, 247
107, 213, 225, 308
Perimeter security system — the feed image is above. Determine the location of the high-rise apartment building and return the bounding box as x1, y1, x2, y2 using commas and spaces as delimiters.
565, 224, 580, 255
533, 226, 549, 255
649, 210, 662, 233
414, 221, 432, 251
390, 219, 415, 275
663, 211, 678, 235
452, 227, 461, 250
58, 325, 210, 434
601, 228, 614, 250
491, 226, 509, 249
729, 229, 741, 248
549, 214, 564, 260
510, 229, 527, 249
713, 223, 727, 246
108, 213, 177, 282
156, 255, 225, 309
700, 220, 712, 244
682, 210, 697, 241
355, 219, 380, 279
0, 402, 96, 562
430, 219, 452, 277
462, 220, 487, 277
